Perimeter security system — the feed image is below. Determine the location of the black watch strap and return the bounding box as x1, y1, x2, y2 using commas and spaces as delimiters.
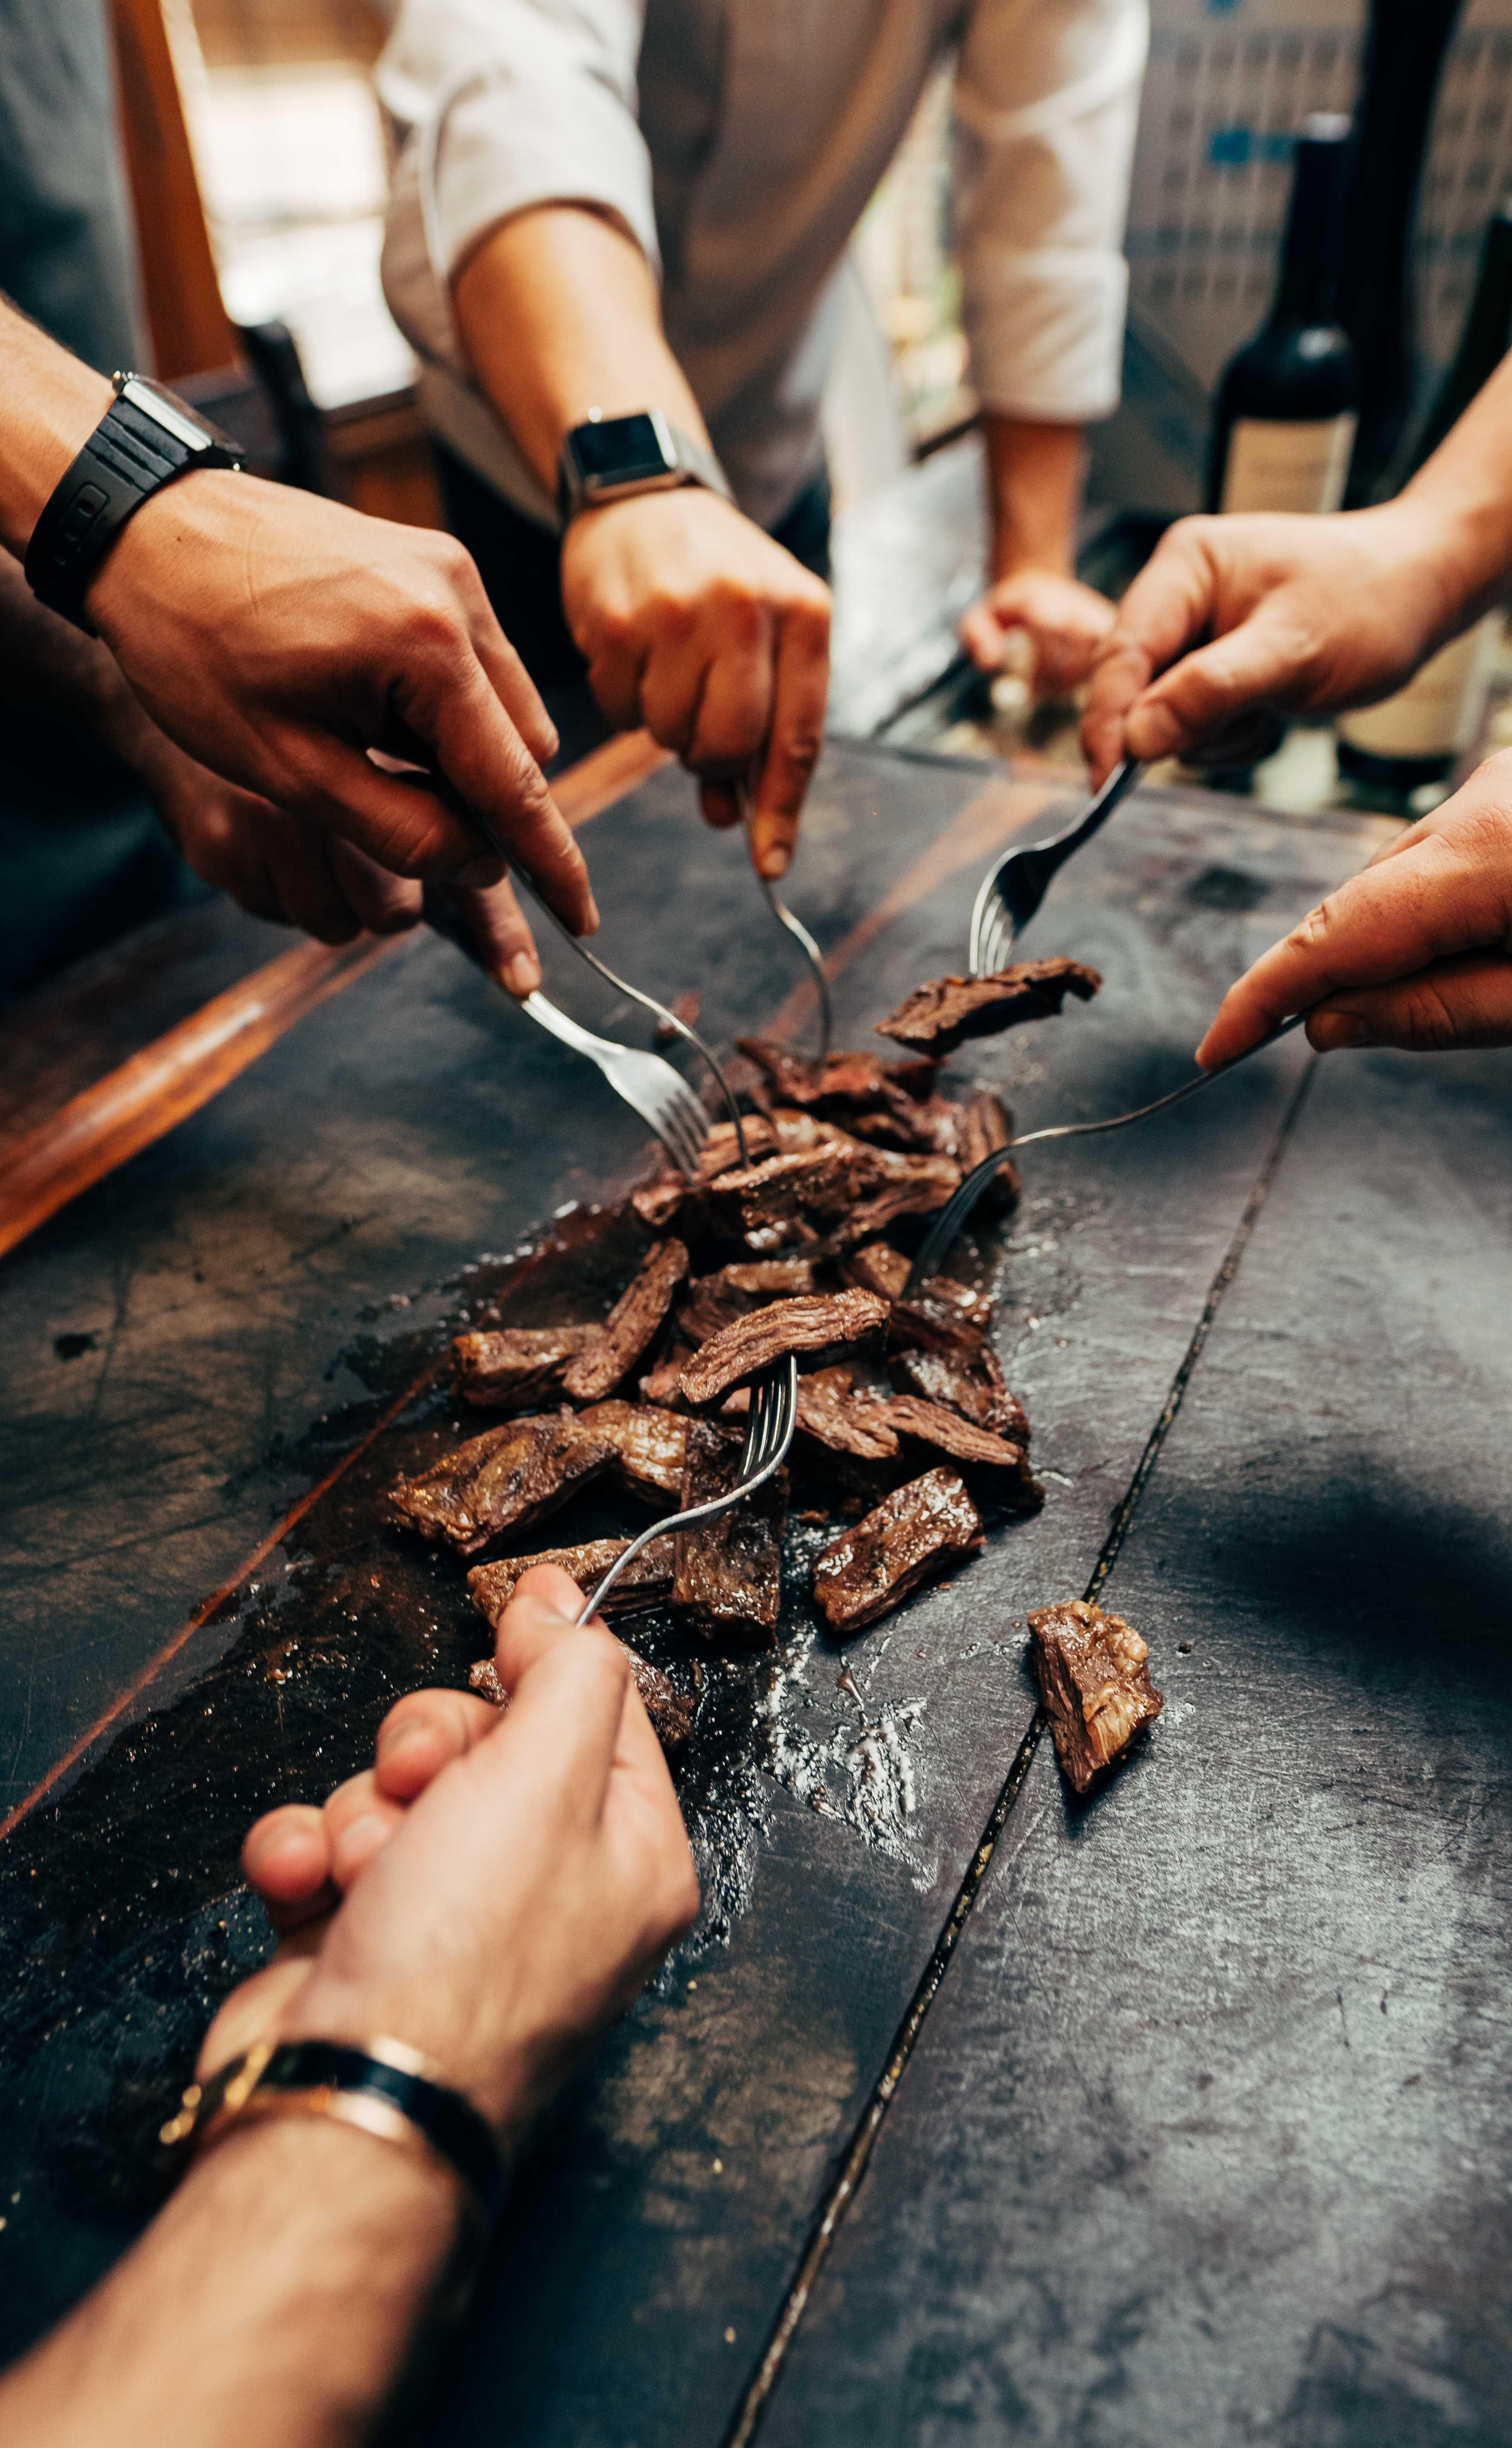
25, 374, 243, 633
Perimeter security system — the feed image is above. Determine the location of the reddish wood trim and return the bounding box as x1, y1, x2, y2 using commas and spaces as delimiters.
0, 732, 668, 1266
109, 0, 237, 381
0, 1355, 445, 1844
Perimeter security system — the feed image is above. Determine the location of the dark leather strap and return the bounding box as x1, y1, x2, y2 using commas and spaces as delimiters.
25, 389, 237, 631
257, 2041, 508, 2227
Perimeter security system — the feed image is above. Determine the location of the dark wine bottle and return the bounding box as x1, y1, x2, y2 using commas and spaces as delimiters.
1337, 198, 1512, 794
1207, 115, 1357, 518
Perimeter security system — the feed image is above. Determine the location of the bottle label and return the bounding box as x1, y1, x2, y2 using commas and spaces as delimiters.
1220, 415, 1357, 516
1337, 617, 1500, 762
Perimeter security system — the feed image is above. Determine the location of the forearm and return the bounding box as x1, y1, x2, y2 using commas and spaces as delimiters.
0, 299, 111, 555
451, 206, 708, 496
0, 2119, 461, 2448
982, 416, 1084, 579
1399, 351, 1512, 635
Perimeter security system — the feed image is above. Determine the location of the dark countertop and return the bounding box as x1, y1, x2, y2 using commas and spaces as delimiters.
3, 729, 1507, 2444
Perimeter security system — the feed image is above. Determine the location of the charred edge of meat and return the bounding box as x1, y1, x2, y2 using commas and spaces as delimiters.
887, 1275, 995, 1360
389, 1414, 612, 1556
875, 957, 1103, 1058
467, 1534, 676, 1624
811, 1467, 985, 1636
877, 1395, 1042, 1511
673, 1418, 785, 1647
676, 1287, 889, 1408
1027, 1597, 1164, 1794
574, 1401, 688, 1501
450, 1324, 602, 1411
889, 1345, 1029, 1445
561, 1237, 690, 1403
959, 1087, 1021, 1212
839, 1243, 911, 1302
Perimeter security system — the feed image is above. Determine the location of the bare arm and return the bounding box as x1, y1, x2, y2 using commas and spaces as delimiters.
959, 415, 1115, 693
452, 206, 830, 879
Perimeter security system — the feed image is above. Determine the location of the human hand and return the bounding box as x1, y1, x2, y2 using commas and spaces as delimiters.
560, 488, 831, 880
960, 567, 1114, 699
1081, 500, 1456, 786
200, 1568, 699, 2136
1197, 753, 1512, 1068
86, 472, 597, 967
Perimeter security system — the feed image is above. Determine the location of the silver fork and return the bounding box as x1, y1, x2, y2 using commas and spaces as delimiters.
575, 1353, 799, 1623
905, 1012, 1308, 1288
968, 757, 1144, 977
734, 777, 833, 1064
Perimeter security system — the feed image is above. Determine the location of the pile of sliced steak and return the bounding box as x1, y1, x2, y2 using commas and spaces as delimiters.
386, 1009, 1099, 1749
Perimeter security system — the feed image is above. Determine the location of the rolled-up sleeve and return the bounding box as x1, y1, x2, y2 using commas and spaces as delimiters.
378, 0, 654, 372
953, 0, 1148, 423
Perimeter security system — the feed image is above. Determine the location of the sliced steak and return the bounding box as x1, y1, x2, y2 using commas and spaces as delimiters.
673, 1418, 785, 1647
876, 957, 1102, 1059
469, 1634, 695, 1752
704, 1143, 958, 1253
468, 1535, 676, 1624
389, 1413, 612, 1556
812, 1468, 985, 1635
677, 1256, 822, 1347
451, 1324, 601, 1412
677, 1288, 889, 1408
889, 1345, 1029, 1444
639, 1344, 695, 1407
1027, 1598, 1163, 1793
562, 1237, 690, 1403
889, 1274, 994, 1360
840, 1243, 911, 1302
878, 1395, 1042, 1511
736, 1039, 937, 1119
958, 1087, 1022, 1213
794, 1364, 901, 1462
575, 1400, 688, 1501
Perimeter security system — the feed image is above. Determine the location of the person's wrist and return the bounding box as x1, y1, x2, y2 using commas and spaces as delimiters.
84, 465, 251, 646
0, 360, 113, 556
989, 547, 1075, 588
276, 1981, 530, 2144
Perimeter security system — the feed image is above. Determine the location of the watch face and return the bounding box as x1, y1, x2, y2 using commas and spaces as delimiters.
571, 412, 676, 490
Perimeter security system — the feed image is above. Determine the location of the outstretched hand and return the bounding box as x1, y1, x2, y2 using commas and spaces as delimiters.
1198, 754, 1512, 1069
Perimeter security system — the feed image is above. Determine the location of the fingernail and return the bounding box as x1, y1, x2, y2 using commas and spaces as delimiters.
583, 894, 601, 936
759, 842, 790, 881
376, 1718, 430, 1761
1127, 705, 1180, 761
503, 952, 539, 997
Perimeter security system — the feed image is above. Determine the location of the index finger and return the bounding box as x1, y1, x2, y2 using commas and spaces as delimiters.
749, 593, 829, 880
1196, 827, 1512, 1068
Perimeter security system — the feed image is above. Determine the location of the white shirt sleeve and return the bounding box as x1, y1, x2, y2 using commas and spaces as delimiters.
953, 0, 1148, 424
378, 0, 655, 374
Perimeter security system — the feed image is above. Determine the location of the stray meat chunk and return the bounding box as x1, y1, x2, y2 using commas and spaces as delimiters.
890, 1345, 1029, 1445
1028, 1598, 1163, 1793
575, 1401, 688, 1501
451, 1324, 600, 1411
840, 1243, 910, 1302
468, 1535, 676, 1623
654, 989, 702, 1046
562, 1238, 689, 1402
673, 1419, 785, 1647
878, 1396, 1042, 1511
677, 1288, 888, 1408
876, 957, 1101, 1059
812, 1468, 985, 1635
389, 1413, 611, 1556
792, 1364, 901, 1462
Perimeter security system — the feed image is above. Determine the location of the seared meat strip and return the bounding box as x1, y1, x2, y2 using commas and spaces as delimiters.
1028, 1598, 1163, 1793
677, 1288, 889, 1408
653, 989, 702, 1046
639, 1344, 695, 1407
840, 1243, 910, 1302
958, 1087, 1022, 1212
468, 1535, 676, 1623
889, 1274, 994, 1360
703, 1143, 958, 1253
389, 1413, 612, 1556
876, 957, 1102, 1059
889, 1345, 1029, 1445
673, 1418, 785, 1647
877, 1395, 1042, 1511
793, 1364, 901, 1461
562, 1237, 690, 1402
812, 1468, 985, 1635
737, 1038, 936, 1112
575, 1400, 688, 1501
451, 1324, 601, 1412
676, 1256, 820, 1347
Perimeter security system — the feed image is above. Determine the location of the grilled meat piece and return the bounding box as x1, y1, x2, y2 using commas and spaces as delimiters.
389, 1413, 612, 1556
876, 957, 1102, 1059
889, 1275, 994, 1360
958, 1087, 1022, 1213
653, 989, 702, 1046
793, 1364, 901, 1461
468, 1535, 676, 1624
737, 1038, 936, 1111
676, 1256, 821, 1348
575, 1401, 688, 1501
878, 1395, 1042, 1510
451, 1324, 600, 1412
673, 1419, 786, 1646
703, 1142, 958, 1253
561, 1238, 690, 1403
840, 1243, 911, 1302
639, 1344, 695, 1407
889, 1345, 1029, 1444
812, 1467, 985, 1635
1028, 1598, 1163, 1793
677, 1288, 889, 1408
467, 1614, 695, 1752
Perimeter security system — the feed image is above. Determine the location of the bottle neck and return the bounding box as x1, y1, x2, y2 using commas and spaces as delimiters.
1270, 138, 1350, 329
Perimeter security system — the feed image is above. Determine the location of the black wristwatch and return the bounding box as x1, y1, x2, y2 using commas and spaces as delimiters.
25, 371, 245, 632
557, 407, 732, 524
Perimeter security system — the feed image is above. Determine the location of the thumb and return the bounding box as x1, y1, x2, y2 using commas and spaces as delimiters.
1125, 601, 1318, 765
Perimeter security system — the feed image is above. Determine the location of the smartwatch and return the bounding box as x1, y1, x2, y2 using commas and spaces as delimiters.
25, 371, 245, 632
557, 407, 732, 524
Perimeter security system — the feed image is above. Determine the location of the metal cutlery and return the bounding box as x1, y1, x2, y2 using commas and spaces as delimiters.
734, 777, 832, 1065
905, 1011, 1308, 1287
576, 1353, 798, 1623
968, 757, 1143, 977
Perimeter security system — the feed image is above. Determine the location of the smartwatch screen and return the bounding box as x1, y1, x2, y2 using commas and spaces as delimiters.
572, 412, 675, 488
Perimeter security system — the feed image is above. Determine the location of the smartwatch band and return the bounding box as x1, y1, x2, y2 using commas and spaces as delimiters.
25, 372, 244, 633
161, 2035, 508, 2233
557, 407, 732, 524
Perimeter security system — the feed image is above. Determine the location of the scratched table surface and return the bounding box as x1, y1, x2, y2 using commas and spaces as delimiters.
1, 739, 1509, 2447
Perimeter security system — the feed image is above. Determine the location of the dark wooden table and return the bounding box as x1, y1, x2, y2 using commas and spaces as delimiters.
1, 737, 1508, 2445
